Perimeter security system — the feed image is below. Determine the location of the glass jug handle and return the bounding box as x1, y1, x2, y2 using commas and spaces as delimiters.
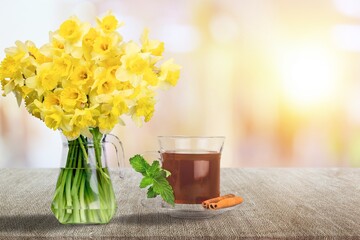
103, 134, 125, 179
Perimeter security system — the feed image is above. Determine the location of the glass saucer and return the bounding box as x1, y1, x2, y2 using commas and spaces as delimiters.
141, 197, 241, 219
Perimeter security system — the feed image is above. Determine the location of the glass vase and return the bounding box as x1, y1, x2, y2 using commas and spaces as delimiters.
51, 128, 124, 224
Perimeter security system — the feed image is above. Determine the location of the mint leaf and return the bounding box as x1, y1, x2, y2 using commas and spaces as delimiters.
147, 187, 157, 198
164, 169, 171, 177
139, 176, 153, 188
147, 161, 160, 176
152, 176, 175, 205
129, 154, 175, 206
129, 154, 150, 175
151, 169, 166, 179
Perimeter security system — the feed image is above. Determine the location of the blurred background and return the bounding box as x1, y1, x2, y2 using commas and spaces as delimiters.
1, 0, 360, 168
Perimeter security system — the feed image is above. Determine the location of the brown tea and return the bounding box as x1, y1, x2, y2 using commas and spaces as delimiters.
162, 151, 220, 204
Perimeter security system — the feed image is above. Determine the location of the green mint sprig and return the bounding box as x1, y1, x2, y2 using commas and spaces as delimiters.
129, 154, 175, 206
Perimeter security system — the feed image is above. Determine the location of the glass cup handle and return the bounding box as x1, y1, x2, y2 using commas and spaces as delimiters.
103, 134, 125, 179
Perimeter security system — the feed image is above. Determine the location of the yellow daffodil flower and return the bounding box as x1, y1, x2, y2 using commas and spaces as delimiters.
159, 59, 181, 87
141, 28, 164, 56
131, 96, 155, 126
44, 106, 64, 130
52, 54, 73, 79
0, 13, 180, 138
37, 63, 60, 91
143, 68, 159, 86
62, 127, 81, 140
93, 35, 115, 55
59, 18, 82, 42
97, 13, 123, 33
43, 89, 62, 109
70, 64, 93, 93
60, 87, 87, 112
70, 108, 96, 129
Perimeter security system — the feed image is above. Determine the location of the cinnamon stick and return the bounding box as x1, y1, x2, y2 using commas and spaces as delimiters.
209, 196, 243, 210
201, 194, 235, 209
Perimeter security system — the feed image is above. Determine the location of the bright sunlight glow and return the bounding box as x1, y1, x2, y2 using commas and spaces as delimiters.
279, 45, 338, 108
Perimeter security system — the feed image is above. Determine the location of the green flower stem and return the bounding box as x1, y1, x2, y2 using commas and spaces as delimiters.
51, 127, 117, 224
65, 169, 72, 210
79, 175, 86, 220
78, 136, 88, 164
90, 128, 102, 168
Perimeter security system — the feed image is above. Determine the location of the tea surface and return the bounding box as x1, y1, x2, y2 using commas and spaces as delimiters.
162, 151, 220, 204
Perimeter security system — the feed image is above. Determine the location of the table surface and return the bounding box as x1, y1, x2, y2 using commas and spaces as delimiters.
0, 168, 360, 239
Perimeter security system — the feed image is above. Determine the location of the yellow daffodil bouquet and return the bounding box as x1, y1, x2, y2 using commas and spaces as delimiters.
0, 13, 180, 224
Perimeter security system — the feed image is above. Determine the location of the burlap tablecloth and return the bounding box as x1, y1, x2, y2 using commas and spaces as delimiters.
0, 168, 360, 239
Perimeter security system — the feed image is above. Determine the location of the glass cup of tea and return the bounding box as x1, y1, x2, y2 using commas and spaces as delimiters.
158, 136, 225, 204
